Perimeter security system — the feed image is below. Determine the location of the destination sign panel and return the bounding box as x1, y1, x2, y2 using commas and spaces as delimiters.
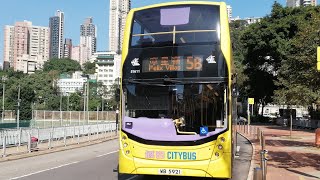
142, 56, 203, 72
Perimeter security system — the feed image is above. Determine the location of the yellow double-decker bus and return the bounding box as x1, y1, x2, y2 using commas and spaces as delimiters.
119, 1, 235, 179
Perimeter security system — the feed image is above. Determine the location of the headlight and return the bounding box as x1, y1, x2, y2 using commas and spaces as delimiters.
220, 137, 225, 142
123, 143, 128, 148
218, 144, 223, 150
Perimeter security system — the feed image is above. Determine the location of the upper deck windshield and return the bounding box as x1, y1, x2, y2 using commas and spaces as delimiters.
131, 5, 220, 47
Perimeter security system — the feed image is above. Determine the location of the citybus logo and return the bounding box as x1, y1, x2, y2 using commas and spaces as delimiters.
206, 55, 216, 64
145, 150, 197, 160
131, 58, 140, 66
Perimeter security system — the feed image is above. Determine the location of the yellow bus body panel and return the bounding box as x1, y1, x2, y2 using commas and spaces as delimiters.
119, 131, 232, 178
119, 1, 233, 179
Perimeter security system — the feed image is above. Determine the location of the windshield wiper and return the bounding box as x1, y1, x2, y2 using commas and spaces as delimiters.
124, 79, 166, 87
162, 77, 228, 84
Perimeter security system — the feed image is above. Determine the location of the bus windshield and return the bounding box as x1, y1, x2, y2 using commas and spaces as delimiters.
131, 5, 220, 47
123, 82, 228, 134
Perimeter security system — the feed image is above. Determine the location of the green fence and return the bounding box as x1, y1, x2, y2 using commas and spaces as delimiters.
0, 121, 32, 129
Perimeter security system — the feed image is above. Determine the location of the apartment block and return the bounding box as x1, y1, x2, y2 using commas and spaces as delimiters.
3, 21, 49, 72
287, 0, 317, 7
49, 10, 64, 59
63, 38, 72, 59
109, 0, 131, 53
80, 17, 97, 58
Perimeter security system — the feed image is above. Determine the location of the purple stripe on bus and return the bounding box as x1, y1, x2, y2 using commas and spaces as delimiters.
123, 116, 226, 141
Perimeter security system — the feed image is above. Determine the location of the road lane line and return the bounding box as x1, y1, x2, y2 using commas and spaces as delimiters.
125, 175, 139, 180
96, 150, 119, 157
10, 161, 80, 180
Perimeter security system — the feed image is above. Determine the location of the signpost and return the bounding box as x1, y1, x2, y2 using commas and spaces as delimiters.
317, 47, 320, 71
248, 98, 254, 134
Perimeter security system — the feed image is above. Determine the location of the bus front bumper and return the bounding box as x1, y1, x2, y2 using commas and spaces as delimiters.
119, 150, 232, 178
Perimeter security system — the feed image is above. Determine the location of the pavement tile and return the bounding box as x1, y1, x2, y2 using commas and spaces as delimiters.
239, 125, 320, 180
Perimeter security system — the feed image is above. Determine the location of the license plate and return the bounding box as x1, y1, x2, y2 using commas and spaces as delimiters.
158, 168, 182, 175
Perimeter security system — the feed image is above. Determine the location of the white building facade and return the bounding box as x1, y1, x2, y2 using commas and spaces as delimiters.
227, 5, 232, 22
287, 0, 317, 7
92, 52, 121, 90
57, 71, 87, 96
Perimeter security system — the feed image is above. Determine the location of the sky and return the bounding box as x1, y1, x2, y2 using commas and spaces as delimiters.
0, 0, 298, 64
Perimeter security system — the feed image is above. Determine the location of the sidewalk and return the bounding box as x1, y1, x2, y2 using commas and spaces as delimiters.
1, 132, 118, 162
242, 125, 320, 180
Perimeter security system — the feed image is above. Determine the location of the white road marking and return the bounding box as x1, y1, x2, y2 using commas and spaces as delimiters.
96, 150, 119, 157
10, 149, 119, 179
11, 161, 80, 179
126, 175, 139, 180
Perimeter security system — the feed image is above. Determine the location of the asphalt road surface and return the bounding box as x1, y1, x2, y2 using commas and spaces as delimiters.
0, 134, 252, 180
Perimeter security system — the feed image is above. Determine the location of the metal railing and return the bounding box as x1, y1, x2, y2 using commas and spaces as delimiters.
1, 121, 117, 158
236, 123, 268, 180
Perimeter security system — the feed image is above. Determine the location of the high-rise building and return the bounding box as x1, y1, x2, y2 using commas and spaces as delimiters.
71, 45, 90, 65
109, 0, 131, 53
49, 10, 64, 59
29, 25, 50, 60
227, 5, 232, 22
3, 21, 49, 72
71, 46, 80, 62
63, 38, 72, 59
80, 17, 97, 63
287, 0, 317, 7
3, 25, 15, 69
287, 0, 301, 7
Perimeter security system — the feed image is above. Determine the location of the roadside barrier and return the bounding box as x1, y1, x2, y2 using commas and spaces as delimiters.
0, 121, 117, 158
236, 123, 268, 180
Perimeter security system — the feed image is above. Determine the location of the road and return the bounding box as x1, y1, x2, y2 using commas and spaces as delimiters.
0, 134, 252, 180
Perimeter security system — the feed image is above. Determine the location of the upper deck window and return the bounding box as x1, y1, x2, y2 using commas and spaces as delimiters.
131, 5, 220, 47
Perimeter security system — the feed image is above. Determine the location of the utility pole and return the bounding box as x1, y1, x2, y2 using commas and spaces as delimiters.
2, 76, 7, 123
60, 93, 62, 126
17, 85, 21, 129
87, 80, 90, 124
83, 83, 86, 125
67, 93, 69, 111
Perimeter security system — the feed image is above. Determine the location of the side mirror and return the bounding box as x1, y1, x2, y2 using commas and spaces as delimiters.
115, 88, 120, 102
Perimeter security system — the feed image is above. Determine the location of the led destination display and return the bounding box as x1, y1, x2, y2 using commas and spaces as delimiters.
142, 56, 203, 72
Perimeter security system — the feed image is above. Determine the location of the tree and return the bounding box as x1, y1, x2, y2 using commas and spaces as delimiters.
274, 6, 320, 106
83, 62, 96, 74
68, 93, 82, 111
43, 58, 81, 73
230, 20, 249, 100
237, 3, 320, 116
240, 2, 296, 113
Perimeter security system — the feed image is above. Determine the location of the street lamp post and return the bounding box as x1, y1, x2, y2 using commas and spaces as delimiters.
60, 93, 62, 126
66, 93, 69, 111
87, 80, 90, 124
17, 85, 21, 129
83, 82, 87, 125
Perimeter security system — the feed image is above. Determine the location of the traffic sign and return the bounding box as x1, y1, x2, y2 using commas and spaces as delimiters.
248, 98, 254, 105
